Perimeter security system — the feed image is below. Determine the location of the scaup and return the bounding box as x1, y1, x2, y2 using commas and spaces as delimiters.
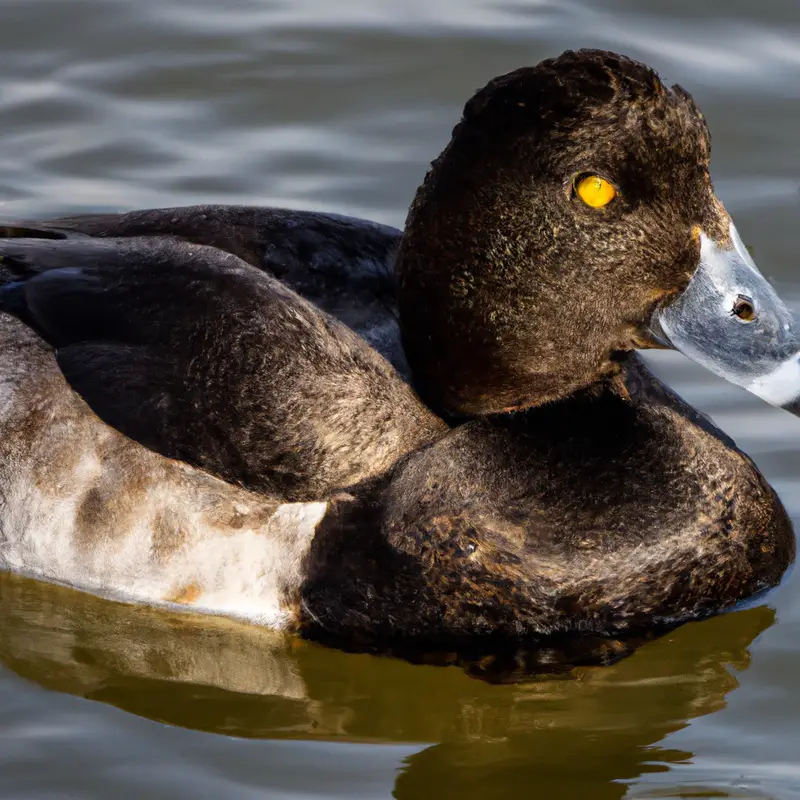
0, 49, 795, 666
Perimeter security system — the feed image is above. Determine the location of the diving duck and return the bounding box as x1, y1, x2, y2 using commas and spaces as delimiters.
0, 49, 795, 661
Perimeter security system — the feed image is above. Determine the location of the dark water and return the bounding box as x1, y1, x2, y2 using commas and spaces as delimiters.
2, 1, 800, 797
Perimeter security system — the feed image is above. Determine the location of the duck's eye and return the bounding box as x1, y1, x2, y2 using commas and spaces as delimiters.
731, 294, 756, 323
574, 174, 616, 208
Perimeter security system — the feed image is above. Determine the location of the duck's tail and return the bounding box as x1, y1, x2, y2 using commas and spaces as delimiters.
0, 219, 93, 284
0, 219, 85, 240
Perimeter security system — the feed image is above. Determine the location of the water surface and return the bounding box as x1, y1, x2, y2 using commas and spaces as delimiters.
2, 0, 800, 797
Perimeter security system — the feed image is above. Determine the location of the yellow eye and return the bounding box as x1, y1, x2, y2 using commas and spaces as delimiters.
574, 174, 616, 208
731, 294, 756, 322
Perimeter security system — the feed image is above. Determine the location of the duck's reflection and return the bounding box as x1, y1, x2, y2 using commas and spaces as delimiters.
0, 572, 773, 797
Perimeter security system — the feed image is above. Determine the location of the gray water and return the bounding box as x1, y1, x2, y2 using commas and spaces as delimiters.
2, 1, 800, 798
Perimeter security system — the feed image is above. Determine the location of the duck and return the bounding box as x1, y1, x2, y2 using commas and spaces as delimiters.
0, 48, 796, 665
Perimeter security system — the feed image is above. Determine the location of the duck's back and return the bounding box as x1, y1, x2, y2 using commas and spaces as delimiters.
1, 205, 409, 374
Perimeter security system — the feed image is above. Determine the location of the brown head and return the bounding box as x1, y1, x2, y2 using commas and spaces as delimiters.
397, 49, 800, 416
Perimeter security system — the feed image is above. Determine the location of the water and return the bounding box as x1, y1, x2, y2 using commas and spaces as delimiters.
1, 0, 800, 797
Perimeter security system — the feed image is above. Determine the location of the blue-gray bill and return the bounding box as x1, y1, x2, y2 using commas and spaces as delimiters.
649, 221, 800, 415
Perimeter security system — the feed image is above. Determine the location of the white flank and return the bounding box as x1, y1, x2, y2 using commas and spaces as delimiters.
0, 316, 328, 628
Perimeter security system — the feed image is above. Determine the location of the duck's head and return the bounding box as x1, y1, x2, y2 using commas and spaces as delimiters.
397, 49, 800, 416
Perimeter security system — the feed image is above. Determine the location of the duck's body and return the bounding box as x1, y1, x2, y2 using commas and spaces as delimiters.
0, 218, 439, 631
0, 209, 791, 651
0, 50, 796, 665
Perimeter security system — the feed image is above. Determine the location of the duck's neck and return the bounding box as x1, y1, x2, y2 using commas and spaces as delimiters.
396, 232, 624, 418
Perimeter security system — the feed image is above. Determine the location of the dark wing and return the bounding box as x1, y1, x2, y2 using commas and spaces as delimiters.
0, 236, 444, 501
0, 205, 407, 373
